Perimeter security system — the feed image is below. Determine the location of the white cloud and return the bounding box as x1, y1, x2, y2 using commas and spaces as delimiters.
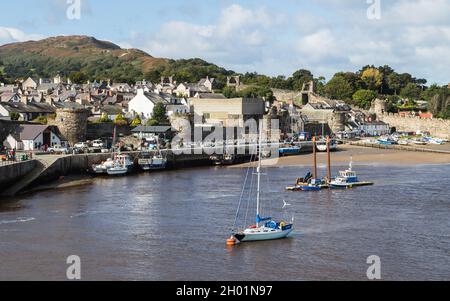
129, 4, 284, 71
0, 27, 44, 45
386, 0, 450, 25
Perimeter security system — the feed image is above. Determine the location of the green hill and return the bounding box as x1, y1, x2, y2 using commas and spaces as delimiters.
0, 35, 235, 84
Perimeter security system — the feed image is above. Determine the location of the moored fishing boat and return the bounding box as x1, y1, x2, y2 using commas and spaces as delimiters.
138, 152, 152, 171
92, 158, 115, 174
378, 137, 398, 145
329, 159, 374, 189
279, 145, 301, 156
317, 139, 337, 152
148, 153, 168, 170
107, 163, 128, 176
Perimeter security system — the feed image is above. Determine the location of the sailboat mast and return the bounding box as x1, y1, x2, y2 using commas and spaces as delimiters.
256, 120, 263, 227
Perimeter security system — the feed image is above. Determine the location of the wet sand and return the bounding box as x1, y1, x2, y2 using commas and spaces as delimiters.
27, 175, 95, 193
233, 145, 450, 168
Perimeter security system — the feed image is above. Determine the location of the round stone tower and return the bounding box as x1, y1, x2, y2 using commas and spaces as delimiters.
330, 111, 346, 133
370, 99, 388, 117
52, 108, 90, 146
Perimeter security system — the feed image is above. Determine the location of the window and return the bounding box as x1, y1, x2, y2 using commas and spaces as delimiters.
204, 113, 211, 119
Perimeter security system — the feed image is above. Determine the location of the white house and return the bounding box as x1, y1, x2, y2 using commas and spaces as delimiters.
22, 77, 39, 90
359, 121, 390, 137
128, 89, 168, 119
4, 125, 66, 151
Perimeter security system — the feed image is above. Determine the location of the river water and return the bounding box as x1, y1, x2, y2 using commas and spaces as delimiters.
0, 164, 449, 281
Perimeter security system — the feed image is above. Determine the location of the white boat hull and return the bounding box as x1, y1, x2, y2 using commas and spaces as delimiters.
317, 144, 337, 152
235, 227, 293, 242
107, 168, 128, 176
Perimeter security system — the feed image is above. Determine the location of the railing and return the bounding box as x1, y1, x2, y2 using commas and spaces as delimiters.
0, 158, 30, 167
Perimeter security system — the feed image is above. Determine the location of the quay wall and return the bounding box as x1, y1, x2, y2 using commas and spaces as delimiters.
379, 113, 450, 139
0, 160, 37, 191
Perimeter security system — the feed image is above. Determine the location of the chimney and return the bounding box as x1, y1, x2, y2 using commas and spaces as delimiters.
137, 88, 144, 96
39, 78, 43, 85
169, 76, 174, 85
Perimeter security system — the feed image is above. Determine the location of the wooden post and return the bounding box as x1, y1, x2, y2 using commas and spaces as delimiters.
312, 136, 317, 180
326, 136, 331, 183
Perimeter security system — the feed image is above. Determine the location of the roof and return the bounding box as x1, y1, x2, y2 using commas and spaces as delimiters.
37, 83, 60, 91
195, 93, 225, 99
132, 126, 176, 133
101, 105, 123, 115
0, 102, 55, 114
198, 78, 215, 86
9, 125, 51, 141
141, 92, 170, 105
52, 101, 85, 110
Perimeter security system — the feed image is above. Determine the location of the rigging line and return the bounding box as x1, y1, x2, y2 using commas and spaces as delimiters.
244, 155, 256, 228
232, 153, 252, 231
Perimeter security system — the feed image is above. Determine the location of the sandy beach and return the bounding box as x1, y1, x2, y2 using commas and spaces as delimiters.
233, 145, 450, 168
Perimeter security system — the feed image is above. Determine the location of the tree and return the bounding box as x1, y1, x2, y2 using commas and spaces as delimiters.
150, 103, 169, 125
387, 73, 402, 95
421, 84, 446, 102
32, 115, 48, 125
114, 113, 128, 126
428, 89, 450, 118
352, 89, 377, 109
222, 86, 238, 98
323, 74, 354, 100
131, 115, 142, 127
400, 83, 421, 101
99, 112, 112, 123
290, 69, 314, 91
146, 119, 159, 126
9, 112, 20, 121
361, 68, 382, 92
69, 71, 88, 84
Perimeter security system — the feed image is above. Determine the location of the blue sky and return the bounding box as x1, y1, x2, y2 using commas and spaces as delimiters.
0, 0, 449, 84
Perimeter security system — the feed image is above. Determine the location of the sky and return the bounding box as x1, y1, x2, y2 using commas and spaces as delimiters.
0, 0, 449, 84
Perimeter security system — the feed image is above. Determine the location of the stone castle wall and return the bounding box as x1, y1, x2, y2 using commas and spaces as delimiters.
379, 113, 450, 139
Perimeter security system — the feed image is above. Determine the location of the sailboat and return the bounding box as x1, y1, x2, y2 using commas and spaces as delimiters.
229, 124, 294, 245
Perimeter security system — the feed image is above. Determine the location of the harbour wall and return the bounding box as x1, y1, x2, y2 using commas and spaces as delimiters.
30, 151, 215, 187
379, 113, 450, 139
0, 160, 37, 191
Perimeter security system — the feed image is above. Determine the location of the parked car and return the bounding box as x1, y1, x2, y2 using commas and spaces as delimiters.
48, 145, 70, 154
92, 139, 105, 148
74, 142, 89, 149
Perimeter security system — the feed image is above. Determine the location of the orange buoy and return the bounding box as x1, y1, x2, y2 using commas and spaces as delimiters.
226, 236, 237, 246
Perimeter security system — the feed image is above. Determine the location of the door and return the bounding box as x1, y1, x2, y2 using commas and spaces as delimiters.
43, 129, 51, 147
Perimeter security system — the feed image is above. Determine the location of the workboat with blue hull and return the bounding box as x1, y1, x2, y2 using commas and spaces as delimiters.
286, 173, 328, 191
279, 145, 301, 156
228, 123, 294, 245
138, 150, 167, 171
329, 159, 374, 189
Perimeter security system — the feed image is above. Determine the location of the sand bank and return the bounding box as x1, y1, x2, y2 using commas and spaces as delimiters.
233, 145, 450, 168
